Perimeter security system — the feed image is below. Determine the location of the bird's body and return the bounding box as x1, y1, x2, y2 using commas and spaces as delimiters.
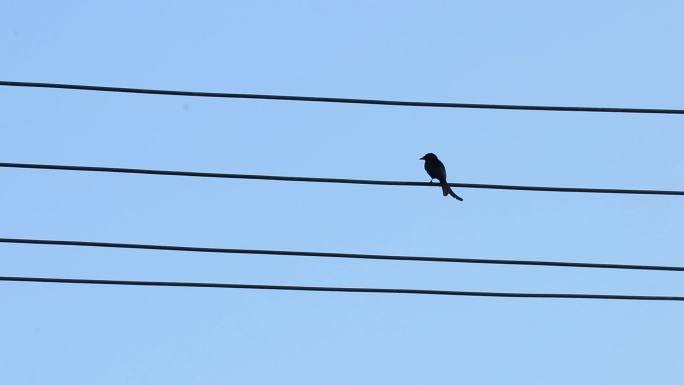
420, 153, 463, 201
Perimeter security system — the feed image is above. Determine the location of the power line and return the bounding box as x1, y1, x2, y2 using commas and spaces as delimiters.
2, 80, 683, 114
2, 237, 683, 272
1, 275, 682, 301
1, 162, 682, 196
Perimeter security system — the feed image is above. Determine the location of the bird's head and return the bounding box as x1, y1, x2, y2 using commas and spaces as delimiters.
420, 153, 438, 161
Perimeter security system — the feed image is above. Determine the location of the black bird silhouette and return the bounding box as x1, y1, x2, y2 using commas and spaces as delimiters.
420, 153, 463, 201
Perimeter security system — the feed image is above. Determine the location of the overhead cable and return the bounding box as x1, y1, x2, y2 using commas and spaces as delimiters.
2, 237, 683, 272
2, 275, 683, 301
1, 162, 681, 196
2, 80, 683, 114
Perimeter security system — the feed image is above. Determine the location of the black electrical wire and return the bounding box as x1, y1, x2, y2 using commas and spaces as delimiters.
2, 237, 683, 272
2, 80, 683, 114
1, 275, 682, 301
1, 162, 681, 196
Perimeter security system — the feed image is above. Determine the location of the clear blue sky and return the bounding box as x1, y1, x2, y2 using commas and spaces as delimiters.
2, 1, 684, 384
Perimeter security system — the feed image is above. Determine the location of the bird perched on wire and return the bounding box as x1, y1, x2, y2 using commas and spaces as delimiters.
420, 153, 463, 201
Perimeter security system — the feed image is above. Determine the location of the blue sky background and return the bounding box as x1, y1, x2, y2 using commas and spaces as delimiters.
2, 1, 684, 384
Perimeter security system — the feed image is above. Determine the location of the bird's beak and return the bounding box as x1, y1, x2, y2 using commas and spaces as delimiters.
419, 156, 425, 160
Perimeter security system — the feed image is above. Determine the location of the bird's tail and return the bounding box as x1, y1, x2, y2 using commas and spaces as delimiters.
441, 182, 464, 201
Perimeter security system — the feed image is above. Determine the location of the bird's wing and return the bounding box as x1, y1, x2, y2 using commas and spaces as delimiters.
438, 164, 447, 180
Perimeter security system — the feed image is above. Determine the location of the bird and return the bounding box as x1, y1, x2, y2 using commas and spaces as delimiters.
420, 153, 463, 201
